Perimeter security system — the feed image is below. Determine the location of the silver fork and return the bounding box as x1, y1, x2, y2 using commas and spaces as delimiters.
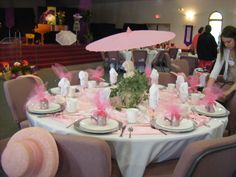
128, 127, 133, 138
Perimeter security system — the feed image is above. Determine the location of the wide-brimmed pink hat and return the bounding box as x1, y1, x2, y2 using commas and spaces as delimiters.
1, 127, 59, 177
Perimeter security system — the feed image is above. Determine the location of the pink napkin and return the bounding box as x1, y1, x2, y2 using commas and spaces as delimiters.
188, 112, 210, 127
113, 124, 163, 135
125, 125, 163, 135
49, 114, 87, 127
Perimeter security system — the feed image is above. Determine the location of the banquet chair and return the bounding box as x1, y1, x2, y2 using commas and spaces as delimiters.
70, 70, 80, 85
0, 134, 122, 177
152, 50, 168, 72
132, 50, 147, 71
107, 51, 124, 71
224, 91, 236, 135
162, 53, 172, 71
170, 59, 190, 77
158, 72, 176, 86
3, 75, 44, 129
143, 134, 236, 177
180, 56, 199, 75
168, 48, 179, 59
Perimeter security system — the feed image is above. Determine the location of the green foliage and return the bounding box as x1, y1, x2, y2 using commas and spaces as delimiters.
111, 70, 148, 108
11, 66, 21, 74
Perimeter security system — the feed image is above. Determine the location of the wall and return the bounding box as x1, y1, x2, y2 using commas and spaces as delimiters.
91, 0, 236, 48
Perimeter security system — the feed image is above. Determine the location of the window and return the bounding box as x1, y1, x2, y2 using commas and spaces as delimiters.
209, 11, 222, 44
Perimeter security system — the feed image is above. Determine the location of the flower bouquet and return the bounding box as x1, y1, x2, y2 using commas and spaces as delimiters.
111, 70, 148, 109
0, 60, 36, 80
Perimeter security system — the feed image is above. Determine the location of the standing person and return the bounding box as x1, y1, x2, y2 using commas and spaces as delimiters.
208, 25, 236, 97
190, 26, 204, 55
207, 25, 236, 134
197, 25, 218, 71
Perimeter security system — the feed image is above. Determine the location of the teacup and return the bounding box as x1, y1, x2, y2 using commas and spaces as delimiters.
66, 98, 78, 113
190, 93, 201, 105
88, 80, 97, 88
126, 108, 139, 124
68, 87, 76, 97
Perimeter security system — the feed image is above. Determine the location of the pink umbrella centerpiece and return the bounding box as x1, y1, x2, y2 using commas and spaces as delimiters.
86, 27, 175, 52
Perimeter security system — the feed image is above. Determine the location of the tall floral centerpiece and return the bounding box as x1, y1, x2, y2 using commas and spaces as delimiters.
57, 11, 66, 25
111, 70, 148, 109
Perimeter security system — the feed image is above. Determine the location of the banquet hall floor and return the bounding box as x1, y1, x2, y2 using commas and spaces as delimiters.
0, 61, 104, 139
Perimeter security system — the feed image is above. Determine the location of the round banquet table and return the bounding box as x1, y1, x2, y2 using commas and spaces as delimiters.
26, 87, 228, 177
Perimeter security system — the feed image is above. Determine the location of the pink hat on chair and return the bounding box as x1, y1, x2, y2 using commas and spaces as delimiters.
1, 127, 59, 177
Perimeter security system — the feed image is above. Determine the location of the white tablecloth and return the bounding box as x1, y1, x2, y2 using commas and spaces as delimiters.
27, 110, 227, 177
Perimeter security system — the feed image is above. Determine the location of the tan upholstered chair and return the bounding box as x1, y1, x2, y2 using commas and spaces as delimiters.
224, 91, 236, 135
170, 59, 190, 77
168, 48, 179, 59
180, 56, 199, 75
152, 50, 169, 72
3, 75, 44, 129
158, 72, 176, 86
107, 51, 124, 71
70, 70, 80, 85
144, 135, 236, 177
0, 134, 121, 177
132, 50, 147, 70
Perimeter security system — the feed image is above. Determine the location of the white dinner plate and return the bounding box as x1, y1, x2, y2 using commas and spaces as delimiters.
27, 102, 62, 114
154, 118, 194, 133
157, 84, 165, 90
192, 102, 229, 118
74, 118, 121, 134
98, 82, 110, 87
50, 85, 80, 95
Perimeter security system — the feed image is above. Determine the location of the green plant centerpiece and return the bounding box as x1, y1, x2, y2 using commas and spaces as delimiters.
111, 70, 148, 109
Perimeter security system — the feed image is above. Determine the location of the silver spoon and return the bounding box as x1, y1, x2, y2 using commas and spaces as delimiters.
128, 127, 133, 138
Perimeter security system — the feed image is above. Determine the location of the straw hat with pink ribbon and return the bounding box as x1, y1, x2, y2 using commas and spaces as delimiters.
1, 127, 59, 177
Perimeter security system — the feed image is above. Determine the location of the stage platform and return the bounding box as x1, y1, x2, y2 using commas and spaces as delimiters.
0, 43, 102, 68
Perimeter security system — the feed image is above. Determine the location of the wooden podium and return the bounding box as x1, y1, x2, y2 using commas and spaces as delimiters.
34, 24, 68, 44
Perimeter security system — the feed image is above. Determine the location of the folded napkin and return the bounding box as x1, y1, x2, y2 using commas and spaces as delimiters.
176, 75, 185, 92
48, 113, 86, 127
179, 82, 189, 103
149, 84, 159, 109
150, 68, 159, 85
188, 112, 209, 127
58, 77, 71, 96
109, 68, 118, 85
79, 71, 88, 88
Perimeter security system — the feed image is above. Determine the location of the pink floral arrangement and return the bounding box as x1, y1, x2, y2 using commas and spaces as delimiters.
93, 91, 110, 118
28, 82, 52, 103
188, 75, 199, 93
201, 86, 223, 106
145, 66, 152, 79
51, 63, 72, 81
164, 102, 181, 120
86, 66, 105, 82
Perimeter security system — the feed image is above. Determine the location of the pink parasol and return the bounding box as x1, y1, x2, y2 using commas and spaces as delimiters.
86, 27, 175, 52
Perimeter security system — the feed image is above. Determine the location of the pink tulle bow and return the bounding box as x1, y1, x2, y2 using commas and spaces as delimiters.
188, 75, 199, 93
164, 101, 181, 120
94, 90, 110, 117
51, 63, 72, 81
86, 66, 105, 82
145, 66, 152, 79
29, 82, 52, 102
201, 86, 223, 106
